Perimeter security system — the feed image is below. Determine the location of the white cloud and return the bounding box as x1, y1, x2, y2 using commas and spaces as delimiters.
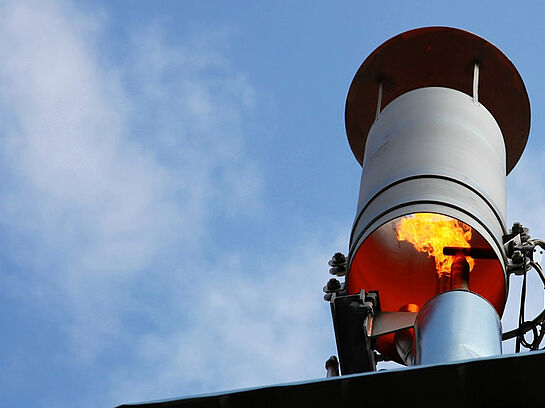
108, 233, 343, 404
0, 1, 343, 407
507, 147, 545, 238
0, 0, 264, 368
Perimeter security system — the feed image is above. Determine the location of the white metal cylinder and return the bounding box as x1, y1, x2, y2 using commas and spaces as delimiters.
413, 290, 502, 365
349, 86, 507, 281
360, 87, 505, 217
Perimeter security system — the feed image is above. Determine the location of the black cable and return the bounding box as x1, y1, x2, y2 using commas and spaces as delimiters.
536, 322, 545, 349
530, 239, 545, 250
516, 258, 528, 353
502, 307, 545, 340
502, 240, 545, 350
528, 261, 545, 349
530, 325, 541, 350
506, 259, 545, 349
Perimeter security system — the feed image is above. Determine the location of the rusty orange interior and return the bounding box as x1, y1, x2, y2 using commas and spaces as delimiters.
347, 212, 506, 362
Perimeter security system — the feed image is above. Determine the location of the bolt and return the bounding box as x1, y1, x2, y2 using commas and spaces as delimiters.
512, 250, 523, 264
325, 355, 339, 377
333, 252, 346, 263
327, 278, 341, 291
512, 222, 523, 234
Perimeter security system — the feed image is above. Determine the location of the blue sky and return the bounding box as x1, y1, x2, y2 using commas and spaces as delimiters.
1, 1, 545, 407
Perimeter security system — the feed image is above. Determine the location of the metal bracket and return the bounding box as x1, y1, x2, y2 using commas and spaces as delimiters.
330, 290, 377, 375
370, 311, 417, 338
330, 289, 420, 373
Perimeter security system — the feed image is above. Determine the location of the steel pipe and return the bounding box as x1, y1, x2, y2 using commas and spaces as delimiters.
414, 290, 502, 365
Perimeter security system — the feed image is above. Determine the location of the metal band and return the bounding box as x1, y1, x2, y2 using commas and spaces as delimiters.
349, 174, 508, 246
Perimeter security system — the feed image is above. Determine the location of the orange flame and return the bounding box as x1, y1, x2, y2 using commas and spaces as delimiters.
395, 213, 474, 278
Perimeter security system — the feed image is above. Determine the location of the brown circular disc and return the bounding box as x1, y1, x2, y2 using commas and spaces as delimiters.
345, 26, 530, 174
